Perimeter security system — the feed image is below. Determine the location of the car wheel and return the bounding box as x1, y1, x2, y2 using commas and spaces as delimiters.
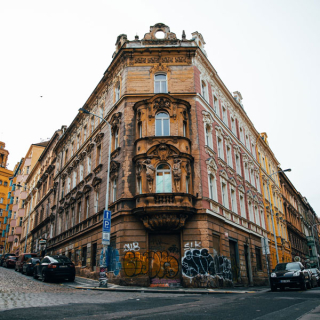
42, 271, 48, 282
300, 280, 307, 291
33, 271, 38, 279
68, 276, 75, 282
271, 285, 277, 292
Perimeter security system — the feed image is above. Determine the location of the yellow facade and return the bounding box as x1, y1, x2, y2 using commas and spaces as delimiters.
257, 133, 291, 270
0, 142, 13, 254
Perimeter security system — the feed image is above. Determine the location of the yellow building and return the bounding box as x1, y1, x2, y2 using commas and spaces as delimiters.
0, 142, 13, 254
257, 133, 291, 270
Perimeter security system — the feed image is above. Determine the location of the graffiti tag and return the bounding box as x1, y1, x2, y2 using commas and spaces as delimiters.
124, 242, 140, 252
184, 241, 201, 250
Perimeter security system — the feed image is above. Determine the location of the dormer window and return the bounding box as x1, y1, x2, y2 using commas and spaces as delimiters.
154, 74, 167, 93
155, 112, 170, 136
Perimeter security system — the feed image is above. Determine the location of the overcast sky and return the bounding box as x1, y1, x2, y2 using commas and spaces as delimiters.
1, 0, 319, 214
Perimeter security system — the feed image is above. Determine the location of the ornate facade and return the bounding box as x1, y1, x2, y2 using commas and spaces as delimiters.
42, 23, 270, 287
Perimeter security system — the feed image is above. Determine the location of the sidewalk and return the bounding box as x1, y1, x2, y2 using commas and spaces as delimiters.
66, 276, 270, 295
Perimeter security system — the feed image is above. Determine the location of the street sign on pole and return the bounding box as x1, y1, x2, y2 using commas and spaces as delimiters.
102, 210, 111, 245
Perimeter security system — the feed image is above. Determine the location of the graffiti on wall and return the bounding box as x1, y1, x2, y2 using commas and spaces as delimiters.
123, 251, 179, 279
124, 242, 140, 252
181, 248, 232, 282
184, 241, 201, 251
100, 247, 122, 276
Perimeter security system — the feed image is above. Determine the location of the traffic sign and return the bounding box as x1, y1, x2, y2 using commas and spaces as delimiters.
102, 210, 111, 232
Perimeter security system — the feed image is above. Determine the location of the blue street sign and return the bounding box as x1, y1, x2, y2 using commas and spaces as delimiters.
102, 210, 111, 232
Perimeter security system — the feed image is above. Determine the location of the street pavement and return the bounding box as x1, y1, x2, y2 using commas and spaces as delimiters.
1, 266, 320, 319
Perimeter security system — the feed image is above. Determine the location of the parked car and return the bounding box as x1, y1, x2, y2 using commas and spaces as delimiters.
306, 268, 320, 287
33, 255, 75, 282
22, 258, 40, 275
3, 256, 17, 268
0, 253, 15, 266
15, 253, 38, 272
305, 269, 318, 288
270, 262, 312, 291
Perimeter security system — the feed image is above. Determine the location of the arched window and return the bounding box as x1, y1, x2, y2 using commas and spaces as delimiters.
156, 164, 172, 193
155, 112, 170, 136
201, 81, 207, 100
208, 174, 217, 201
154, 74, 167, 93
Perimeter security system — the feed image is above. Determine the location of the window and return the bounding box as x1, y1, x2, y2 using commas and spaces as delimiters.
19, 217, 23, 227
11, 227, 14, 235
83, 126, 87, 141
0, 209, 2, 216
0, 198, 3, 204
154, 74, 167, 93
114, 129, 119, 149
115, 82, 121, 101
255, 247, 262, 271
254, 206, 260, 225
21, 200, 25, 208
95, 191, 99, 213
221, 181, 229, 209
256, 175, 261, 192
186, 176, 190, 193
239, 127, 244, 143
13, 212, 16, 219
112, 179, 117, 202
212, 233, 220, 255
85, 196, 90, 219
77, 135, 80, 150
137, 177, 142, 194
80, 164, 84, 181
156, 164, 172, 193
183, 121, 187, 137
250, 169, 254, 186
91, 116, 95, 133
248, 201, 254, 221
244, 163, 249, 181
78, 202, 82, 223
61, 181, 65, 199
67, 177, 71, 193
245, 135, 249, 149
217, 137, 224, 160
82, 246, 87, 267
138, 122, 142, 138
87, 155, 92, 173
99, 105, 104, 123
251, 144, 256, 159
0, 180, 2, 185
230, 188, 237, 213
65, 149, 68, 164
226, 146, 232, 167
201, 81, 207, 100
155, 112, 170, 136
239, 194, 246, 218
236, 154, 241, 175
222, 106, 228, 125
65, 211, 69, 230
71, 207, 75, 227
73, 171, 77, 188
97, 145, 102, 165
71, 142, 74, 156
209, 174, 217, 201
231, 118, 236, 135
205, 126, 212, 148
26, 166, 30, 174
213, 95, 219, 116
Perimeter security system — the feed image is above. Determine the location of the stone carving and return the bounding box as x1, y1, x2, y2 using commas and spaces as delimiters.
148, 57, 160, 63
110, 161, 120, 180
149, 63, 170, 75
206, 158, 217, 175
175, 56, 187, 63
110, 112, 122, 132
94, 132, 104, 145
142, 23, 177, 41
85, 143, 95, 154
141, 213, 188, 231
202, 110, 213, 130
141, 159, 155, 192
162, 57, 173, 63
153, 97, 171, 111
135, 58, 146, 63
173, 159, 182, 192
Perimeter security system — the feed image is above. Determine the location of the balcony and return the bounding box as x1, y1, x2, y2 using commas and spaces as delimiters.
133, 193, 196, 231
15, 226, 22, 235
8, 235, 14, 243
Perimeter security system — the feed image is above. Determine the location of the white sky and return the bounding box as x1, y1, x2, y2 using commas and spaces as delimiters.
1, 0, 319, 214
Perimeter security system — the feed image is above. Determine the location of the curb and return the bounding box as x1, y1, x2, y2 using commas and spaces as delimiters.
72, 286, 260, 294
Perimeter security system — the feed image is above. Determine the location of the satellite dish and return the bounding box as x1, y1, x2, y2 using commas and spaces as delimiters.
294, 256, 301, 262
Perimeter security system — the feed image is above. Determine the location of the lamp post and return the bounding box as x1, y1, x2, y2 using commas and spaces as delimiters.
311, 223, 320, 269
266, 168, 291, 265
79, 107, 112, 279
17, 184, 37, 253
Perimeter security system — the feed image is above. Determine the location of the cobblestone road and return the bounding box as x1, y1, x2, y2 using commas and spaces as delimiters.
0, 266, 183, 312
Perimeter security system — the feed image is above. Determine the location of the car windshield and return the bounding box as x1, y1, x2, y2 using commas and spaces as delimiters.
24, 254, 36, 259
8, 256, 17, 260
275, 262, 301, 271
310, 268, 318, 274
50, 256, 72, 264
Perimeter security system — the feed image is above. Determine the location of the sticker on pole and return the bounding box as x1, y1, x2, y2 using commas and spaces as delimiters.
102, 210, 111, 232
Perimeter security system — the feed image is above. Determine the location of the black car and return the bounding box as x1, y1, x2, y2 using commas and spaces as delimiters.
0, 253, 15, 266
3, 256, 17, 268
307, 268, 320, 286
270, 262, 311, 291
33, 255, 75, 282
22, 258, 40, 275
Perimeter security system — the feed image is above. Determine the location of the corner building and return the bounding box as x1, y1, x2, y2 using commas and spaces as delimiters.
47, 24, 269, 287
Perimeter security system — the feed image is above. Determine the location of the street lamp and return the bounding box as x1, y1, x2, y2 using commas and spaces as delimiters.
79, 107, 112, 282
17, 184, 37, 253
311, 223, 320, 269
266, 168, 291, 265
